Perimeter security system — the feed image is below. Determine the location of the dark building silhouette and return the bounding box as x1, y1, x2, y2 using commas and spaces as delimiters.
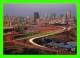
34, 12, 40, 19
34, 12, 40, 24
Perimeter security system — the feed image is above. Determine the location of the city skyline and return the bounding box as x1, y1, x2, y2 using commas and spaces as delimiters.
4, 4, 76, 17
4, 4, 77, 54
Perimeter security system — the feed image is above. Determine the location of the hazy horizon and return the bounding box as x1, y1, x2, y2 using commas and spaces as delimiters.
4, 4, 76, 17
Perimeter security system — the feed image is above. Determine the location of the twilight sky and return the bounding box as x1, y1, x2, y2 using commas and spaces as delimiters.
4, 4, 76, 17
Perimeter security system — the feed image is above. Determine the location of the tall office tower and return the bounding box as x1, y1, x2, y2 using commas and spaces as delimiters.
4, 16, 12, 28
66, 10, 71, 19
66, 10, 72, 25
64, 13, 70, 44
34, 12, 40, 24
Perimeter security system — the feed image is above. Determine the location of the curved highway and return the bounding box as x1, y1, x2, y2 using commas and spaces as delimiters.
29, 26, 71, 48
4, 26, 73, 54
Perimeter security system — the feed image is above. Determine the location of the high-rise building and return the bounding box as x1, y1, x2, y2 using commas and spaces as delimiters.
4, 16, 12, 28
66, 10, 72, 25
64, 13, 70, 44
34, 12, 40, 24
66, 10, 71, 19
34, 12, 40, 19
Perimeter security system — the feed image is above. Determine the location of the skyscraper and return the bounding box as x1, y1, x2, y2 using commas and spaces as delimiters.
34, 12, 40, 24
34, 12, 40, 19
66, 10, 71, 19
64, 11, 71, 44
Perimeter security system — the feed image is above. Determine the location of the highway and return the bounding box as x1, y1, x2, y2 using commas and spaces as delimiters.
4, 26, 73, 54
29, 26, 71, 48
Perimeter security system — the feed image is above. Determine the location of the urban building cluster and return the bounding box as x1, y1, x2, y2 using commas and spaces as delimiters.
3, 10, 76, 54
4, 10, 76, 29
